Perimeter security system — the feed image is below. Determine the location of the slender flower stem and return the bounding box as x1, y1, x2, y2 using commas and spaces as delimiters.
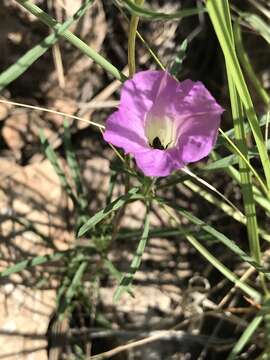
125, 1, 145, 194
128, 0, 145, 77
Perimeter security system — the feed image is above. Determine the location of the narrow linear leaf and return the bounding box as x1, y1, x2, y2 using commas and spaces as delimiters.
16, 0, 126, 82
204, 138, 270, 171
0, 0, 94, 91
40, 130, 78, 205
242, 13, 270, 45
65, 261, 88, 303
169, 39, 188, 77
185, 235, 261, 303
114, 210, 150, 302
78, 188, 142, 237
63, 120, 87, 212
226, 315, 263, 360
182, 179, 270, 242
0, 246, 96, 278
117, 226, 211, 240
216, 113, 269, 148
0, 252, 66, 278
206, 0, 270, 189
106, 166, 118, 205
234, 20, 269, 106
157, 198, 270, 281
210, 151, 270, 215
103, 259, 123, 282
221, 1, 263, 272
122, 0, 205, 20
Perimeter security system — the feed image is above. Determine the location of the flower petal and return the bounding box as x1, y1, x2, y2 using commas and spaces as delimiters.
120, 70, 169, 120
134, 148, 184, 177
177, 80, 224, 117
179, 114, 221, 163
103, 108, 148, 154
104, 70, 224, 177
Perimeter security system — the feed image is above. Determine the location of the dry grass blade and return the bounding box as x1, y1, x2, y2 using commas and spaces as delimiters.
0, 99, 105, 129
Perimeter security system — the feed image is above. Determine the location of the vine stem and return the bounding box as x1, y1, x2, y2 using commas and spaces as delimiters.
128, 0, 145, 77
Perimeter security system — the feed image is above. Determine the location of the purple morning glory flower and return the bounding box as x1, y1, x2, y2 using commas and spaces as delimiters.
104, 70, 224, 177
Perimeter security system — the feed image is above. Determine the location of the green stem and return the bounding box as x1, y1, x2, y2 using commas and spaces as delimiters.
227, 315, 263, 360
234, 20, 270, 107
160, 203, 261, 303
217, 0, 267, 293
16, 0, 126, 82
206, 0, 270, 190
128, 0, 145, 77
0, 0, 95, 90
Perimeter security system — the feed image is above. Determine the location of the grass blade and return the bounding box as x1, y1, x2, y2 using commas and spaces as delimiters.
15, 0, 126, 82
40, 130, 78, 206
242, 13, 270, 45
65, 261, 88, 303
156, 198, 270, 282
210, 151, 270, 216
78, 188, 142, 237
185, 235, 261, 303
0, 252, 65, 278
216, 113, 269, 148
234, 20, 269, 106
121, 0, 205, 20
204, 139, 270, 171
113, 209, 150, 302
182, 179, 270, 242
169, 39, 188, 77
206, 0, 270, 189
63, 120, 87, 212
0, 0, 94, 91
226, 315, 263, 360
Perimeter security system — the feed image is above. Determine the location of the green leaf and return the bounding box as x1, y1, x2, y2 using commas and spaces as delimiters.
234, 20, 269, 106
185, 234, 261, 303
206, 0, 270, 189
169, 39, 188, 77
216, 113, 269, 148
0, 252, 66, 278
65, 261, 88, 303
157, 198, 270, 281
226, 315, 263, 360
114, 210, 150, 302
0, 0, 95, 91
0, 246, 96, 278
121, 0, 205, 20
63, 120, 87, 212
117, 226, 211, 240
204, 154, 237, 171
78, 188, 142, 237
242, 13, 270, 45
106, 163, 118, 205
16, 0, 126, 82
103, 259, 123, 282
210, 151, 270, 216
204, 139, 270, 171
40, 130, 78, 206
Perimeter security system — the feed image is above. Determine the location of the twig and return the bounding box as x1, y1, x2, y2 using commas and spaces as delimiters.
88, 330, 185, 359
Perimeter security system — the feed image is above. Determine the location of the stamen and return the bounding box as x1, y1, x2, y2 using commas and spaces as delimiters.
151, 137, 165, 150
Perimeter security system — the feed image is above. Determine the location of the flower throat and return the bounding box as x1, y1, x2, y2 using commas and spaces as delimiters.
151, 136, 166, 150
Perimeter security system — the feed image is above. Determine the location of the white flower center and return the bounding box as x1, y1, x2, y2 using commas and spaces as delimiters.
145, 116, 178, 150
